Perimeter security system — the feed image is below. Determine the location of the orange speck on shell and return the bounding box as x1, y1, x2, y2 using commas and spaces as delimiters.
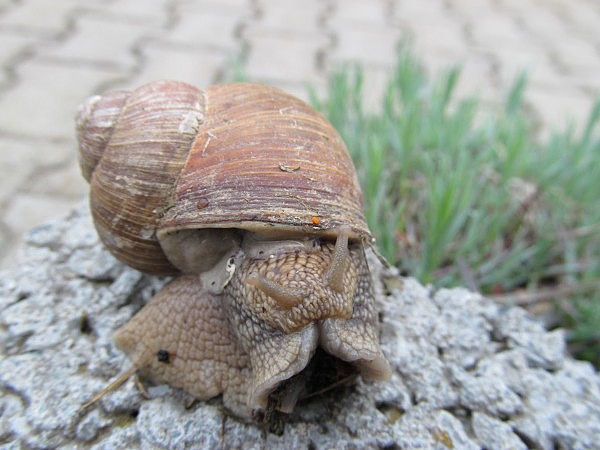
311, 216, 320, 225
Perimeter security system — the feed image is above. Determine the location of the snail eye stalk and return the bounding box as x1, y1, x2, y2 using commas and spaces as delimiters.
322, 226, 351, 293
247, 272, 306, 309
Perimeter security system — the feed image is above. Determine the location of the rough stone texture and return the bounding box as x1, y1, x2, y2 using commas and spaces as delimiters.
1, 204, 599, 449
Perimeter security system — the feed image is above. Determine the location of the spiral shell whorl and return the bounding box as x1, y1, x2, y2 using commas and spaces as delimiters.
80, 81, 206, 274
76, 90, 130, 182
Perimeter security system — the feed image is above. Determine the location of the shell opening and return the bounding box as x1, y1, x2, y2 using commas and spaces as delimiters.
76, 90, 130, 182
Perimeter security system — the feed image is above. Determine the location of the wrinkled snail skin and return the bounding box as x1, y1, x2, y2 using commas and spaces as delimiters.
77, 80, 391, 421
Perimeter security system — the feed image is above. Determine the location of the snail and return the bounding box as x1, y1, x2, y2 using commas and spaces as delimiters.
76, 80, 391, 420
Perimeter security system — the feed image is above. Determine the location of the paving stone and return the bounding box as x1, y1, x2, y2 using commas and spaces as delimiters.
452, 58, 498, 104
416, 52, 466, 82
468, 13, 533, 51
555, 0, 594, 8
2, 193, 78, 255
255, 0, 324, 34
561, 73, 600, 98
561, 1, 600, 44
525, 86, 594, 135
45, 13, 153, 70
100, 0, 172, 28
176, 0, 251, 13
0, 164, 33, 210
275, 79, 326, 104
524, 65, 580, 93
446, 0, 498, 18
492, 48, 564, 90
0, 60, 122, 138
28, 159, 87, 200
0, 0, 16, 12
0, 30, 39, 65
520, 7, 567, 42
116, 43, 231, 89
0, 137, 73, 167
495, 0, 537, 15
355, 66, 390, 112
0, 0, 77, 36
329, 26, 402, 68
403, 20, 469, 59
392, 0, 448, 21
330, 0, 389, 26
0, 146, 40, 207
0, 138, 75, 206
416, 52, 498, 104
245, 31, 327, 84
0, 243, 19, 270
552, 36, 600, 73
0, 225, 9, 262
162, 10, 241, 51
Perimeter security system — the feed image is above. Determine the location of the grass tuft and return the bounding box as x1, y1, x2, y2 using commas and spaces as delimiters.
310, 49, 600, 365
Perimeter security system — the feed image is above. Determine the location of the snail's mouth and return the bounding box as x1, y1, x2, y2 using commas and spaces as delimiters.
258, 347, 358, 420
249, 318, 390, 416
249, 323, 318, 413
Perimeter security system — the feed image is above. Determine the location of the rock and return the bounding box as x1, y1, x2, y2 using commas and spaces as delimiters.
471, 412, 527, 450
1, 204, 600, 449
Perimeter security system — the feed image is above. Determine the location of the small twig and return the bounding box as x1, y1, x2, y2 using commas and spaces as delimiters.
79, 366, 137, 411
544, 260, 598, 278
556, 223, 600, 240
300, 374, 357, 401
490, 280, 600, 306
134, 374, 151, 399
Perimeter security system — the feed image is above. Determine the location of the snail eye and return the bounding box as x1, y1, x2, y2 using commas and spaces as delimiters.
156, 349, 170, 363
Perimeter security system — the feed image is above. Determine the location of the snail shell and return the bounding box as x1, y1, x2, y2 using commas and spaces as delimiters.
77, 81, 369, 275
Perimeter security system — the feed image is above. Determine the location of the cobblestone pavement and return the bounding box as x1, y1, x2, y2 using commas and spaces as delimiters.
1, 0, 599, 269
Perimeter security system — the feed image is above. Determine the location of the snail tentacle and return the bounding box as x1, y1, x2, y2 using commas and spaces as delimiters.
247, 272, 306, 309
322, 225, 351, 293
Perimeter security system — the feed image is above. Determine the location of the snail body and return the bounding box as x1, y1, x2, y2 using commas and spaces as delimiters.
77, 81, 390, 420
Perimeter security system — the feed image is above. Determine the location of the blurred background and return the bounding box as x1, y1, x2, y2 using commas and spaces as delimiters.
0, 0, 599, 360
1, 0, 598, 268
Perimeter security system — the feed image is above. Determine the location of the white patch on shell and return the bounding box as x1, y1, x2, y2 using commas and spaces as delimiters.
139, 226, 154, 240
75, 95, 101, 128
178, 111, 204, 134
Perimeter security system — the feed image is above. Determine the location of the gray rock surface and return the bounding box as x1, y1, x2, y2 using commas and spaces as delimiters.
1, 204, 599, 449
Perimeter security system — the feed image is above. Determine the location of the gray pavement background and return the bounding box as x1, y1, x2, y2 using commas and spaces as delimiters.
1, 0, 599, 269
